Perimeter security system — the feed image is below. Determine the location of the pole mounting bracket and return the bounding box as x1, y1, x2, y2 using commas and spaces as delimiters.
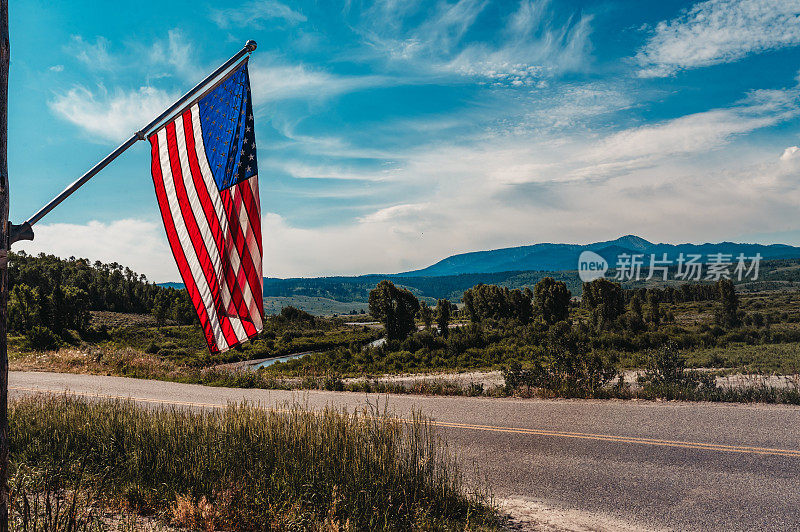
8, 221, 34, 246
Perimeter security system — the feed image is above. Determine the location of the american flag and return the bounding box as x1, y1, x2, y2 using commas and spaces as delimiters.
148, 60, 263, 353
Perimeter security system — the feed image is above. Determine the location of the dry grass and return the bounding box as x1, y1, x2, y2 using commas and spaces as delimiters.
10, 395, 499, 531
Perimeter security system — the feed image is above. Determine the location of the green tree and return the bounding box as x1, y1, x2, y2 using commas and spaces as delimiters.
629, 294, 643, 318
645, 290, 660, 326
280, 305, 315, 323
436, 299, 451, 338
418, 301, 433, 330
152, 290, 171, 326
62, 286, 90, 331
8, 283, 40, 332
369, 280, 420, 341
581, 279, 625, 328
533, 277, 571, 324
171, 290, 197, 325
715, 279, 740, 328
461, 284, 533, 323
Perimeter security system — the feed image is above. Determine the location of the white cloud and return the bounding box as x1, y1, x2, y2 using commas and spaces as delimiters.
356, 0, 592, 84
256, 140, 800, 277
16, 220, 178, 283
261, 210, 452, 276
248, 63, 389, 103
445, 1, 593, 83
211, 0, 307, 28
568, 87, 800, 180
65, 35, 112, 69
49, 29, 389, 141
781, 146, 800, 160
280, 161, 397, 181
637, 0, 800, 77
22, 116, 800, 280
49, 65, 64, 73
147, 29, 201, 81
49, 85, 178, 142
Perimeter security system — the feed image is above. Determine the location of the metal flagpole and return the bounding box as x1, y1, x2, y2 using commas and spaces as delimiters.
7, 39, 258, 245
0, 37, 256, 529
0, 1, 9, 529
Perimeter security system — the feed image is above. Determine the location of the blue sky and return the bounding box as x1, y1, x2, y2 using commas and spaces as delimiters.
9, 0, 800, 280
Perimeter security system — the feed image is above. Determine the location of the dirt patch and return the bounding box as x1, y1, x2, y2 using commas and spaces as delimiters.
499, 497, 662, 532
344, 370, 505, 388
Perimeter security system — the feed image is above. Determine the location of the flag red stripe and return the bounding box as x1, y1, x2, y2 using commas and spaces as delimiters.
148, 135, 220, 352
219, 187, 259, 336
232, 183, 263, 326
235, 180, 263, 290
186, 105, 260, 340
164, 122, 241, 349
180, 111, 253, 334
238, 175, 262, 256
220, 187, 262, 325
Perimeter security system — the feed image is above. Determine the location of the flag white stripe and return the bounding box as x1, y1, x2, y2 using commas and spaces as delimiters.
173, 118, 249, 343
190, 105, 262, 333
156, 128, 229, 350
231, 186, 263, 329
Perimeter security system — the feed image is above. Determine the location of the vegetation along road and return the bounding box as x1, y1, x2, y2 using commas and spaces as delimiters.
10, 370, 800, 532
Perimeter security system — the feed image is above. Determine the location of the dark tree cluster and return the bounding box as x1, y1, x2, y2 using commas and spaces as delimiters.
533, 277, 572, 325
7, 252, 195, 339
368, 280, 420, 341
461, 284, 535, 324
582, 278, 626, 329
624, 283, 719, 304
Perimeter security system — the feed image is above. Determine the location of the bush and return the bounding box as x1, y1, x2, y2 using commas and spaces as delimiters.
24, 326, 61, 351
638, 345, 716, 391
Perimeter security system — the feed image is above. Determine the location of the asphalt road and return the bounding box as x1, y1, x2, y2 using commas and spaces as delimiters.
10, 371, 800, 532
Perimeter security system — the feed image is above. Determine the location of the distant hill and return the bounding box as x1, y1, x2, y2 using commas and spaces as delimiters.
399, 235, 800, 277
157, 236, 800, 313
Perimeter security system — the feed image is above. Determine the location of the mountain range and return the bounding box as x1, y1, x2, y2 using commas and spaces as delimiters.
398, 235, 800, 277
160, 236, 800, 309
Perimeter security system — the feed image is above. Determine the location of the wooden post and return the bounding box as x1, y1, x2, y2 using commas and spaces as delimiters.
0, 1, 9, 530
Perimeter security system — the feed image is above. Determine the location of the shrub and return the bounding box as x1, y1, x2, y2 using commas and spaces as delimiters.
24, 326, 61, 351
638, 345, 716, 392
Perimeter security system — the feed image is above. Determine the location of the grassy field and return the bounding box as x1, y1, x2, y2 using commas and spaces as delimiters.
264, 295, 369, 316
9, 280, 800, 405
9, 395, 499, 531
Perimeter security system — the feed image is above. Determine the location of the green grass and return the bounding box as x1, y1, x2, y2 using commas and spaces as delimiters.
9, 395, 499, 531
682, 342, 800, 373
264, 296, 369, 316
98, 316, 381, 367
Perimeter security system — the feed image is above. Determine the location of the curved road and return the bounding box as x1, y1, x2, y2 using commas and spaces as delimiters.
10, 371, 800, 531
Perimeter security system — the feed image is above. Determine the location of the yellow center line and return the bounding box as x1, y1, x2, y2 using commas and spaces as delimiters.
10, 385, 800, 458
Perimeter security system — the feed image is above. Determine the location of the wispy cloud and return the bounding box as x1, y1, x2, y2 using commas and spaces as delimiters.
50, 31, 389, 140
64, 35, 112, 69
580, 88, 800, 170
211, 0, 307, 28
280, 160, 399, 181
637, 0, 800, 77
248, 63, 390, 103
445, 0, 593, 83
355, 0, 592, 84
49, 85, 177, 142
146, 29, 202, 81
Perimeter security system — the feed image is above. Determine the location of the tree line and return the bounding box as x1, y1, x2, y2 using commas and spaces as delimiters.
369, 276, 742, 343
7, 252, 195, 345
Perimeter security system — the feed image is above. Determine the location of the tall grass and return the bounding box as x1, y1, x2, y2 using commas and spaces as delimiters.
10, 396, 497, 531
